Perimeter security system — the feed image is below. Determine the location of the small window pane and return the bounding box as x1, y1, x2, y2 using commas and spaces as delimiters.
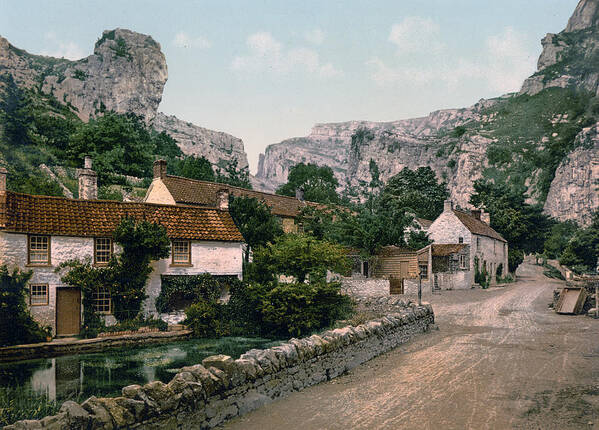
172, 241, 191, 264
30, 284, 48, 306
29, 236, 49, 264
93, 287, 111, 314
95, 238, 112, 264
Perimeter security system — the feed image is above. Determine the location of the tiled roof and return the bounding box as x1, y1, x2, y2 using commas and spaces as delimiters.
453, 210, 506, 242
415, 217, 433, 229
161, 175, 312, 218
432, 243, 468, 257
1, 191, 244, 242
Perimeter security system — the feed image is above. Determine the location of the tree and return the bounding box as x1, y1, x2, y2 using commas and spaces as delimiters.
216, 159, 252, 189
254, 234, 350, 283
0, 266, 48, 346
544, 220, 578, 259
276, 163, 340, 204
170, 155, 216, 181
559, 213, 599, 273
380, 167, 449, 221
229, 196, 283, 262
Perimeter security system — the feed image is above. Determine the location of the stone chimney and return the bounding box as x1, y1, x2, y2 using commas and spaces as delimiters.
443, 199, 454, 212
153, 159, 167, 179
295, 187, 305, 201
78, 156, 97, 200
481, 210, 491, 225
217, 189, 229, 211
0, 167, 7, 227
471, 209, 481, 220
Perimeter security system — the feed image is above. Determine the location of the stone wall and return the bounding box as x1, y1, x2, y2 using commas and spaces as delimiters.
6, 303, 434, 430
341, 278, 390, 297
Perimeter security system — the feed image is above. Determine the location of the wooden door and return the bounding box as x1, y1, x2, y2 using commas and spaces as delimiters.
56, 288, 81, 336
389, 276, 404, 294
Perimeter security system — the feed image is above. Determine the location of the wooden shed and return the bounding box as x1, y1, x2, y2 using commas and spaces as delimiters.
371, 246, 419, 293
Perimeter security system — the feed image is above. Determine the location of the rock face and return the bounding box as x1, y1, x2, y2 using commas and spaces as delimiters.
257, 99, 500, 209
257, 0, 599, 225
1, 29, 168, 122
152, 112, 249, 170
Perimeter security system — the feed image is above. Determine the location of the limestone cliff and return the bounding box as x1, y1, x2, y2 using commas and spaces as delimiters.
257, 0, 599, 225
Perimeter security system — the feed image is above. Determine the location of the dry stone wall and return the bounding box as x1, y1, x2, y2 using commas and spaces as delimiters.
6, 303, 434, 430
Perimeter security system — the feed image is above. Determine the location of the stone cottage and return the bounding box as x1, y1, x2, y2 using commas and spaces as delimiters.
0, 161, 244, 337
427, 200, 508, 288
144, 160, 322, 233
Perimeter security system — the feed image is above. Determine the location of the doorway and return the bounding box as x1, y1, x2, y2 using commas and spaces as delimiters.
56, 288, 81, 336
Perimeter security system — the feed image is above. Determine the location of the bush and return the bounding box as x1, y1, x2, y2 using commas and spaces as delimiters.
100, 316, 167, 333
183, 300, 229, 338
225, 281, 273, 335
156, 274, 222, 313
260, 282, 353, 337
0, 266, 49, 346
0, 386, 60, 427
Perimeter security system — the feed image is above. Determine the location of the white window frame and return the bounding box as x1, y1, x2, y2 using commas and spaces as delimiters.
171, 240, 191, 265
94, 237, 113, 265
30, 284, 49, 306
28, 235, 50, 265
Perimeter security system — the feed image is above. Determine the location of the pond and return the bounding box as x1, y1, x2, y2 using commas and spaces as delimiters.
0, 337, 280, 407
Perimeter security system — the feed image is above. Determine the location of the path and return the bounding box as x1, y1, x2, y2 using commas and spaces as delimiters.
224, 262, 599, 429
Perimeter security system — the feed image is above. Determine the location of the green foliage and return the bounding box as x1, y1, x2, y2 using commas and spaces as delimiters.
184, 299, 229, 338
260, 282, 353, 337
544, 220, 578, 259
474, 258, 490, 289
509, 249, 524, 274
543, 264, 565, 280
254, 234, 350, 283
72, 69, 87, 81
451, 125, 467, 138
156, 274, 222, 313
447, 159, 456, 169
276, 162, 340, 204
100, 316, 167, 333
381, 167, 449, 221
216, 159, 252, 189
559, 213, 599, 273
0, 266, 49, 346
350, 127, 374, 158
98, 185, 123, 201
406, 229, 432, 250
110, 37, 132, 61
168, 155, 215, 181
229, 196, 283, 262
224, 281, 271, 335
0, 386, 60, 427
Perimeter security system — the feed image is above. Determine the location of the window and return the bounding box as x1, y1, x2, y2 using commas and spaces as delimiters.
30, 284, 48, 306
458, 237, 464, 243
419, 264, 428, 280
94, 238, 112, 265
93, 286, 111, 314
172, 240, 191, 265
476, 237, 480, 248
28, 235, 50, 265
459, 255, 467, 270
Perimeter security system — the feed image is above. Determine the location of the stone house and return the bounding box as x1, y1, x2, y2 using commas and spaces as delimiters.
427, 200, 508, 287
0, 161, 244, 337
145, 160, 322, 233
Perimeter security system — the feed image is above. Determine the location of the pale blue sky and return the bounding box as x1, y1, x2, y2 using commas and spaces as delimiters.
0, 0, 579, 172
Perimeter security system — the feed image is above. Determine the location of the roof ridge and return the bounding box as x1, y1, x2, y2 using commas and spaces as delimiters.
5, 190, 221, 212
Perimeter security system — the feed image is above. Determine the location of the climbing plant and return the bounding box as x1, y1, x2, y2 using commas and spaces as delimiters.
155, 274, 224, 313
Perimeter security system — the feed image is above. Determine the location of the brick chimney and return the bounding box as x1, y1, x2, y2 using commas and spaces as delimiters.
217, 189, 229, 211
78, 156, 97, 200
0, 167, 7, 228
295, 187, 305, 201
153, 159, 167, 179
443, 199, 454, 212
481, 210, 491, 225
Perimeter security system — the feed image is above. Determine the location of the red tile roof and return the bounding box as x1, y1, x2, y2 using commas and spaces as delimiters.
453, 210, 506, 242
161, 175, 314, 218
0, 191, 244, 242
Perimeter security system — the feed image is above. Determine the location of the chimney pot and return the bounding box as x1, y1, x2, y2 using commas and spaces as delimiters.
443, 199, 453, 212
296, 187, 305, 201
481, 210, 490, 225
153, 159, 167, 179
84, 155, 92, 169
217, 189, 229, 211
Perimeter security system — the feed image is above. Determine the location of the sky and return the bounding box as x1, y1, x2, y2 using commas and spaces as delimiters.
0, 0, 580, 172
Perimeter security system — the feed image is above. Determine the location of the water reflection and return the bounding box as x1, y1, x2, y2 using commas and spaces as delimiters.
1, 337, 279, 406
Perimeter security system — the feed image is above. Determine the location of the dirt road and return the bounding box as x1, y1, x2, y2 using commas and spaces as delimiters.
224, 262, 599, 429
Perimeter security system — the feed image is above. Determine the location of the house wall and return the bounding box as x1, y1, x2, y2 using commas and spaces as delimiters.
281, 217, 297, 234
428, 212, 472, 245
471, 234, 508, 282
143, 178, 177, 205
0, 231, 244, 334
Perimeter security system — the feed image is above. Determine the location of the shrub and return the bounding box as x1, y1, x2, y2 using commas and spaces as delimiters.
260, 282, 353, 337
156, 274, 222, 313
183, 300, 229, 338
0, 386, 60, 427
100, 316, 167, 333
225, 281, 273, 335
0, 266, 48, 346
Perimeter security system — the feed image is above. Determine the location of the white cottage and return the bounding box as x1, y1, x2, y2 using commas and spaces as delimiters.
427, 200, 508, 288
0, 162, 244, 337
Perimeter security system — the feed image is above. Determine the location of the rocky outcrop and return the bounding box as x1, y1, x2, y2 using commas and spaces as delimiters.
566, 0, 599, 32
1, 29, 168, 122
544, 125, 599, 226
153, 112, 249, 170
